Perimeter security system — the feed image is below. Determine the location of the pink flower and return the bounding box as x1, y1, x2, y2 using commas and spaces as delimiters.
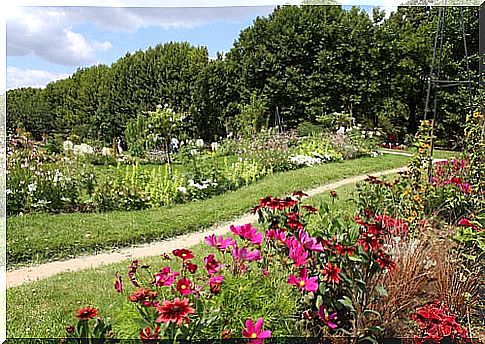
230, 223, 263, 245
232, 246, 262, 261
287, 237, 308, 266
288, 268, 318, 292
265, 229, 286, 243
204, 234, 236, 250
317, 305, 338, 329
298, 230, 324, 252
204, 254, 223, 275
154, 266, 179, 287
242, 318, 272, 343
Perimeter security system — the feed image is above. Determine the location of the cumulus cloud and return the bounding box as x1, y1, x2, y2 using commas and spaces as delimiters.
7, 66, 70, 90
7, 7, 112, 66
6, 6, 273, 66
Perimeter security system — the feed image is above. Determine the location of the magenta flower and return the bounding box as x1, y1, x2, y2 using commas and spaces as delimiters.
204, 254, 223, 275
154, 266, 180, 287
232, 246, 262, 261
288, 268, 318, 292
287, 237, 308, 266
298, 230, 324, 252
230, 223, 263, 245
204, 234, 236, 250
242, 318, 272, 343
265, 229, 286, 243
208, 275, 224, 295
317, 305, 338, 329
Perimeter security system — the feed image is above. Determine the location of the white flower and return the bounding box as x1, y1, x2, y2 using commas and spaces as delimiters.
73, 143, 94, 156
27, 183, 37, 193
289, 155, 322, 166
211, 142, 219, 151
177, 186, 187, 194
6, 189, 12, 195
195, 139, 204, 148
101, 147, 111, 157
190, 149, 199, 156
63, 140, 74, 152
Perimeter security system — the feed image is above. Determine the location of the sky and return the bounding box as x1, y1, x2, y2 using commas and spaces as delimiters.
4, 1, 404, 90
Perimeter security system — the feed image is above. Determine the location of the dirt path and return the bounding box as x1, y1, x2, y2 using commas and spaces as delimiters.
7, 166, 408, 288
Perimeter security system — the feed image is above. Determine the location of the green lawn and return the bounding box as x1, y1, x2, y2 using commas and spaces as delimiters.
7, 154, 408, 269
379, 148, 460, 160
7, 180, 363, 339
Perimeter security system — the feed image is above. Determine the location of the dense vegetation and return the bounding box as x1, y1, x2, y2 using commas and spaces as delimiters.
6, 5, 481, 147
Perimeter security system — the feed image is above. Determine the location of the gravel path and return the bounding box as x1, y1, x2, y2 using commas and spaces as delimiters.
7, 166, 408, 288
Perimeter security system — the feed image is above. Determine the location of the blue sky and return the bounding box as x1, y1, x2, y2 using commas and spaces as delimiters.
5, 3, 399, 90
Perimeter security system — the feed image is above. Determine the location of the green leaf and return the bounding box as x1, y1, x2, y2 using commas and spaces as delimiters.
375, 285, 388, 297
338, 296, 355, 312
367, 325, 384, 333
363, 309, 381, 319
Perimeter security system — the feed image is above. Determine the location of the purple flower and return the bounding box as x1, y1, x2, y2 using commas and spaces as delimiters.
287, 237, 308, 266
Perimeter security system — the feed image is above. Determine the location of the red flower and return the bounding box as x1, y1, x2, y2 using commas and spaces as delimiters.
139, 326, 160, 342
333, 243, 356, 256
172, 248, 194, 260
155, 298, 195, 325
76, 305, 98, 320
302, 205, 318, 213
204, 253, 223, 274
208, 275, 224, 295
458, 218, 481, 231
176, 278, 193, 295
129, 287, 158, 306
358, 232, 381, 251
330, 190, 338, 198
376, 252, 397, 272
184, 262, 198, 274
321, 263, 341, 284
292, 191, 308, 199
114, 272, 123, 293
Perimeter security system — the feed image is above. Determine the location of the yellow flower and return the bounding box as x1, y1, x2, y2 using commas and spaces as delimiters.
418, 148, 425, 154
412, 210, 418, 217
407, 217, 414, 223
413, 195, 421, 202
403, 190, 410, 197
473, 111, 483, 119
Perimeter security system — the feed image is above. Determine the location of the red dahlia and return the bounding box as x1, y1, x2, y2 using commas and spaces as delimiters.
155, 298, 195, 325
172, 248, 194, 260
76, 305, 99, 320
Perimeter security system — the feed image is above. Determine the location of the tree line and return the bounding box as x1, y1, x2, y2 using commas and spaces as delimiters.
6, 5, 481, 147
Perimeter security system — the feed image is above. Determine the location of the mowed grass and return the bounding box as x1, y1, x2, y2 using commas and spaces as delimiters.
7, 154, 408, 269
379, 148, 460, 160
7, 181, 363, 339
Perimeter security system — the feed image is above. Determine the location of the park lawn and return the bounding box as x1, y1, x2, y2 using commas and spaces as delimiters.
379, 148, 460, 160
7, 181, 360, 339
7, 154, 408, 269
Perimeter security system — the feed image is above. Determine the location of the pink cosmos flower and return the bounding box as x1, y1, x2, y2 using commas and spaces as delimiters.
317, 305, 338, 329
204, 254, 223, 275
154, 266, 180, 287
204, 234, 236, 250
208, 275, 224, 295
232, 246, 262, 261
265, 229, 286, 243
298, 230, 324, 252
242, 318, 272, 343
287, 237, 308, 266
230, 223, 263, 245
288, 268, 318, 292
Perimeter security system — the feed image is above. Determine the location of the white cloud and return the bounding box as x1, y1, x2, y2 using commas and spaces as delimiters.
6, 6, 274, 66
7, 7, 113, 66
7, 66, 70, 90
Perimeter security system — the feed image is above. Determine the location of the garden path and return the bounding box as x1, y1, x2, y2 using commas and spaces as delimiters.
7, 164, 410, 288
